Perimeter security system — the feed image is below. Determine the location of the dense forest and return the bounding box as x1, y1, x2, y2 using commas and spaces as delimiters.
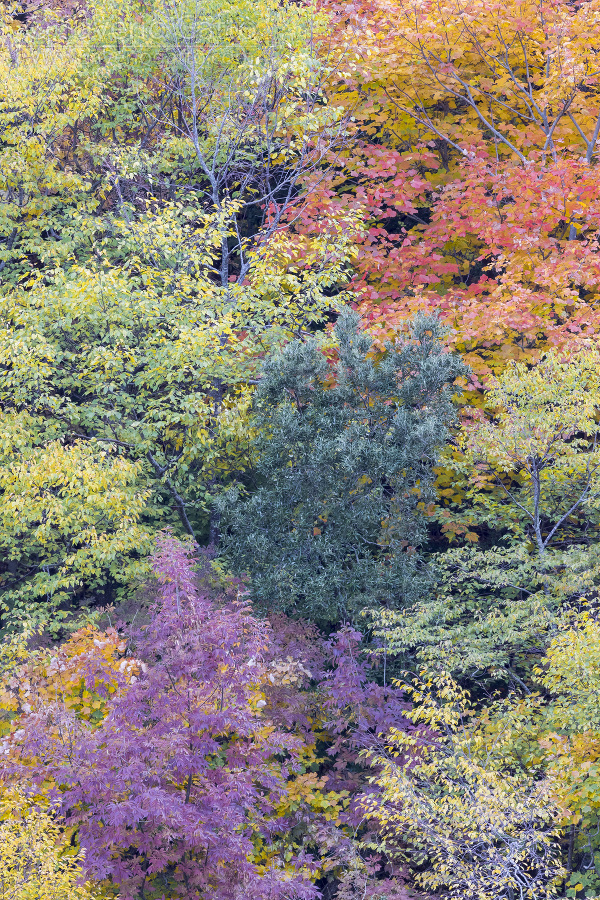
2, 0, 600, 896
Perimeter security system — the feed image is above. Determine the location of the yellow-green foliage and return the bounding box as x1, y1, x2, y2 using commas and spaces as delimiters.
535, 618, 600, 832
0, 202, 355, 615
462, 350, 600, 551
0, 788, 98, 900
363, 673, 565, 899
0, 0, 356, 621
368, 351, 600, 690
0, 413, 152, 625
0, 0, 343, 284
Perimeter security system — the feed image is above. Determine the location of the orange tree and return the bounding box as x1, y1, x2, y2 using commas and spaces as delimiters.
303, 0, 600, 380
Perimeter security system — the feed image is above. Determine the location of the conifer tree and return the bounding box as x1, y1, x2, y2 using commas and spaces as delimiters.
221, 309, 466, 625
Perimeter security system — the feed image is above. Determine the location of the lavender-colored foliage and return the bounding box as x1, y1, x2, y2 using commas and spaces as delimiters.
8, 535, 317, 900
5, 537, 416, 899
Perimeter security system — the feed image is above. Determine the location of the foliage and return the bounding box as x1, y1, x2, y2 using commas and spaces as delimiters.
373, 350, 600, 688
363, 673, 566, 900
0, 200, 346, 531
3, 535, 323, 899
372, 613, 600, 897
0, 622, 127, 733
0, 0, 355, 620
467, 615, 600, 897
7, 0, 600, 896
154, 0, 348, 288
532, 617, 600, 841
374, 544, 557, 688
0, 0, 104, 281
0, 534, 422, 899
236, 605, 416, 897
0, 0, 347, 285
221, 308, 465, 624
287, 0, 600, 380
0, 414, 152, 627
461, 351, 600, 553
0, 787, 98, 900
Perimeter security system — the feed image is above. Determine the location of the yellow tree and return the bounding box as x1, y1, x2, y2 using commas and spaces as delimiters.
0, 791, 99, 900
336, 0, 600, 163
0, 0, 348, 285
0, 419, 152, 626
462, 350, 600, 555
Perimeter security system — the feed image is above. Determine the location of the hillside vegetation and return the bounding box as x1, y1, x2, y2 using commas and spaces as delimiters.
2, 0, 600, 897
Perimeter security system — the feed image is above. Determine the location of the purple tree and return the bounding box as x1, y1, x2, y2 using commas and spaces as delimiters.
9, 535, 317, 900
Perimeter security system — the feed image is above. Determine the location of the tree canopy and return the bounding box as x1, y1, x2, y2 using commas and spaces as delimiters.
4, 0, 600, 897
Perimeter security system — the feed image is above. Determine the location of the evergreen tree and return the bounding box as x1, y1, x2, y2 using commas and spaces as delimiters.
221, 309, 466, 625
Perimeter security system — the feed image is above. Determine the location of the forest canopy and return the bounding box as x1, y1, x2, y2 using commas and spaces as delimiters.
2, 0, 600, 897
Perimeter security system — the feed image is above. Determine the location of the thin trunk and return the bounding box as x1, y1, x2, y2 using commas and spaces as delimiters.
567, 823, 575, 884
532, 466, 545, 557
147, 452, 196, 539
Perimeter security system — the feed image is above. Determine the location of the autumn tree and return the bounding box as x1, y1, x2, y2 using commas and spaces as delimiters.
0, 0, 349, 285
420, 615, 600, 896
0, 534, 420, 898
292, 0, 600, 378
462, 350, 600, 555
3, 536, 320, 899
363, 673, 565, 900
0, 422, 153, 627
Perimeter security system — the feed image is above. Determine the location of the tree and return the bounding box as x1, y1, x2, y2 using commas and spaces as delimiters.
0, 185, 356, 620
444, 615, 600, 896
0, 0, 348, 287
0, 538, 419, 899
374, 543, 559, 689
0, 204, 354, 511
4, 535, 320, 900
292, 0, 600, 378
220, 308, 466, 625
0, 788, 98, 900
462, 350, 600, 556
0, 422, 153, 628
153, 0, 349, 290
0, 0, 104, 284
363, 673, 565, 900
535, 617, 600, 896
334, 0, 600, 163
372, 349, 600, 688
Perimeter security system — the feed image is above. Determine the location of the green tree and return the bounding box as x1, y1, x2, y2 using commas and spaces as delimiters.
375, 350, 600, 689
0, 201, 355, 618
463, 352, 600, 557
0, 0, 347, 286
153, 0, 347, 289
220, 309, 466, 625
